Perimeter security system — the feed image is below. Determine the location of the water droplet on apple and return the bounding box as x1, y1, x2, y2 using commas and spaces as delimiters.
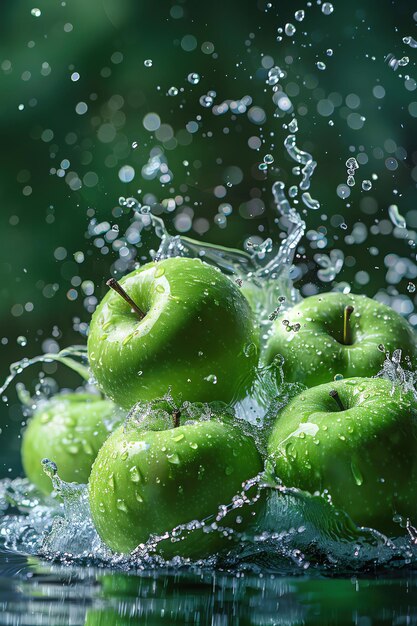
351, 460, 363, 486
225, 466, 234, 475
204, 374, 218, 384
135, 491, 144, 503
167, 452, 180, 464
244, 342, 257, 358
129, 465, 140, 482
82, 441, 94, 456
189, 442, 198, 449
154, 266, 165, 278
173, 433, 184, 442
116, 498, 128, 512
122, 334, 133, 346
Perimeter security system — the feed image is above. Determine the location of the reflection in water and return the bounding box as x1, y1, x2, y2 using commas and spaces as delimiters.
0, 549, 417, 626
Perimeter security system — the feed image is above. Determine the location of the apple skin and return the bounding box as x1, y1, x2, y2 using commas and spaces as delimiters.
265, 292, 417, 388
267, 377, 417, 535
87, 257, 259, 410
21, 393, 121, 495
88, 409, 263, 558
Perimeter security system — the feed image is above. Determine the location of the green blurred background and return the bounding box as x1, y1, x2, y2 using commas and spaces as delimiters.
0, 0, 416, 475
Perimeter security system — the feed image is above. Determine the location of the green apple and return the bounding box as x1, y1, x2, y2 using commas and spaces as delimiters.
89, 403, 263, 558
87, 257, 259, 410
22, 393, 122, 495
267, 377, 417, 534
265, 292, 417, 388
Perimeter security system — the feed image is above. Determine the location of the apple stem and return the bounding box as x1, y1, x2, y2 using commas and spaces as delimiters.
343, 305, 354, 345
172, 409, 181, 428
106, 278, 145, 320
329, 389, 345, 411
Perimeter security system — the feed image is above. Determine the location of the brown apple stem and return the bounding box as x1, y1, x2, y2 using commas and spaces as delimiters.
106, 278, 145, 320
329, 389, 345, 411
343, 305, 354, 345
172, 409, 181, 428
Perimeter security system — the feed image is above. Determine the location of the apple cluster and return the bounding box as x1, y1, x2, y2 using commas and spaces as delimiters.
21, 257, 417, 557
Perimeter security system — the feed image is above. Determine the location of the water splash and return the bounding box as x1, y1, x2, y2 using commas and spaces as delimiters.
0, 346, 90, 398
376, 349, 417, 399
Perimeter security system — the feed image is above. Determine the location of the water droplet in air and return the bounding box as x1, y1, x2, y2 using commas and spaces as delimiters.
388, 204, 406, 229
267, 66, 284, 85
31, 8, 41, 17
199, 95, 213, 108
407, 282, 416, 293
347, 175, 355, 187
285, 23, 296, 36
403, 36, 417, 49
294, 10, 305, 22
258, 163, 268, 171
42, 459, 57, 480
144, 59, 153, 67
187, 72, 200, 84
316, 62, 326, 71
301, 192, 320, 210
264, 154, 274, 164
17, 336, 27, 347
131, 141, 139, 149
398, 56, 409, 67
288, 118, 298, 132
168, 86, 178, 96
334, 374, 344, 381
345, 157, 359, 170
361, 180, 372, 191
321, 3, 334, 15
326, 48, 333, 56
